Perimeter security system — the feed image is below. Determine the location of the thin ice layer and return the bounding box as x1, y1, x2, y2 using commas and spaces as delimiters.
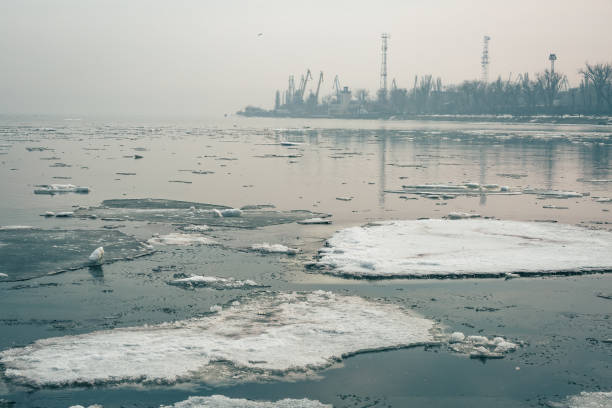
0, 228, 152, 281
162, 395, 332, 408
315, 219, 612, 278
71, 199, 321, 229
0, 291, 434, 387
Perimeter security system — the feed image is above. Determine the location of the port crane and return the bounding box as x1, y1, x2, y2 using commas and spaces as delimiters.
314, 71, 324, 104
296, 69, 312, 103
333, 75, 342, 102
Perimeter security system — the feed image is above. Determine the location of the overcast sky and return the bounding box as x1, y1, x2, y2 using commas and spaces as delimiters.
1, 0, 611, 117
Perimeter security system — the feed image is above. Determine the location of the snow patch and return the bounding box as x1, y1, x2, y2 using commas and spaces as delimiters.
315, 219, 612, 278
0, 291, 435, 387
161, 395, 331, 408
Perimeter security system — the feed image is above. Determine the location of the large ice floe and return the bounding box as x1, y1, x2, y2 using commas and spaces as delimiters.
161, 395, 331, 408
314, 219, 612, 278
0, 291, 435, 387
33, 184, 90, 195
68, 199, 322, 229
549, 391, 612, 408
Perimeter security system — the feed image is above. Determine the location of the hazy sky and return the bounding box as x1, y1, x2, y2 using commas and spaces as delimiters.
1, 0, 611, 117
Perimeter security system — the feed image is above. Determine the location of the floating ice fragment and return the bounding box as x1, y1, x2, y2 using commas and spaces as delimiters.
212, 209, 223, 218
88, 247, 104, 264
0, 291, 435, 387
450, 332, 465, 343
469, 346, 503, 359
210, 305, 222, 313
55, 212, 74, 217
0, 273, 7, 278
162, 395, 331, 408
0, 226, 35, 230
147, 233, 216, 246
298, 218, 332, 225
251, 243, 299, 255
315, 219, 612, 278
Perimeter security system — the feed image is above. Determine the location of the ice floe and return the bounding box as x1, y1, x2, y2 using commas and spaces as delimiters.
250, 243, 299, 255
170, 275, 260, 289
0, 291, 435, 387
161, 395, 331, 408
314, 219, 612, 278
147, 233, 216, 246
549, 391, 612, 408
33, 184, 90, 195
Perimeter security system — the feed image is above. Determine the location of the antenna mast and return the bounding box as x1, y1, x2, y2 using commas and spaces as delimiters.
380, 33, 390, 95
481, 35, 491, 83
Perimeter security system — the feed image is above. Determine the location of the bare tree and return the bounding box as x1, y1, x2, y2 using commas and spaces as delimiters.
536, 69, 567, 111
580, 62, 612, 112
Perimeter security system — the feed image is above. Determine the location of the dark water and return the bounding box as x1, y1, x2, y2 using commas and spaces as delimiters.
0, 115, 610, 407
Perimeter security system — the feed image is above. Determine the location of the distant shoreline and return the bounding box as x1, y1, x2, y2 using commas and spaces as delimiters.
237, 110, 612, 125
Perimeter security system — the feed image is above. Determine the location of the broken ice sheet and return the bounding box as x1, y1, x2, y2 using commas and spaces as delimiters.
161, 395, 331, 408
71, 199, 322, 229
169, 275, 261, 289
0, 228, 152, 281
314, 219, 612, 278
0, 291, 435, 387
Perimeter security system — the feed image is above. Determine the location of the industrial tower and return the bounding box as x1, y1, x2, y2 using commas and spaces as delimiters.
481, 35, 491, 83
380, 33, 390, 98
549, 53, 557, 74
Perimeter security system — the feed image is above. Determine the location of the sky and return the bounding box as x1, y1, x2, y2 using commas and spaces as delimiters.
1, 0, 611, 117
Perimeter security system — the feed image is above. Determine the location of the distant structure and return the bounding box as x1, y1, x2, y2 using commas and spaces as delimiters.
549, 53, 557, 74
481, 35, 491, 83
380, 33, 390, 100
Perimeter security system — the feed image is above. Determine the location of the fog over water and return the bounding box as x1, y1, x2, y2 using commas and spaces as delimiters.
1, 0, 612, 116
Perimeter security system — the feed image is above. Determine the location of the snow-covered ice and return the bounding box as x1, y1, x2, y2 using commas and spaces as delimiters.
250, 243, 299, 255
170, 275, 259, 289
147, 233, 216, 246
161, 395, 331, 408
550, 391, 612, 408
315, 219, 612, 278
0, 291, 435, 387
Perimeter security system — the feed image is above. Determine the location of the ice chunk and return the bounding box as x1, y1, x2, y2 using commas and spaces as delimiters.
88, 247, 104, 264
212, 209, 224, 218
551, 391, 612, 408
180, 225, 211, 232
0, 273, 8, 278
251, 243, 299, 255
0, 291, 435, 387
315, 219, 612, 278
55, 212, 74, 217
147, 233, 216, 246
170, 275, 259, 289
297, 218, 332, 225
220, 208, 242, 217
161, 395, 331, 408
449, 332, 465, 343
469, 346, 503, 359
